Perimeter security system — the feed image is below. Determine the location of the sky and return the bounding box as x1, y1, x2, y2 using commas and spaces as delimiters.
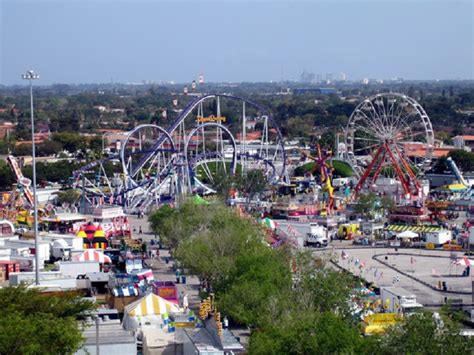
0, 0, 472, 85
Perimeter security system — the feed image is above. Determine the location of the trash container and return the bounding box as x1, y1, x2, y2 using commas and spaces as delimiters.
442, 281, 447, 291
181, 276, 186, 284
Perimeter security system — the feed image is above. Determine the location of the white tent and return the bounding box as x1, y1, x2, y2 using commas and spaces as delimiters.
397, 230, 418, 239
122, 293, 180, 330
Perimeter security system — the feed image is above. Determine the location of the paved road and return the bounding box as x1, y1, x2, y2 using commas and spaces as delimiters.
321, 243, 474, 305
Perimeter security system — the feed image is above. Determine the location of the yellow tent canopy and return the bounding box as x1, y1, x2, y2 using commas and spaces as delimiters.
125, 293, 180, 317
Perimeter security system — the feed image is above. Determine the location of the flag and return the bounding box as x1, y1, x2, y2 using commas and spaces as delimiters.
287, 224, 299, 237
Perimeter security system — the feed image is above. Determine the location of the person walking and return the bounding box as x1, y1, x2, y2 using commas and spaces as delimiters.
182, 293, 189, 311
139, 226, 143, 234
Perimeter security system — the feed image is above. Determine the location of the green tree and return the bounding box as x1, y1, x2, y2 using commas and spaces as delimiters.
447, 150, 474, 172
217, 246, 291, 326
375, 310, 473, 354
0, 160, 15, 190
249, 309, 370, 355
235, 169, 267, 203
36, 139, 63, 157
173, 201, 266, 288
0, 285, 94, 355
51, 132, 86, 153
353, 192, 378, 219
88, 135, 103, 155
294, 160, 353, 178
148, 200, 211, 251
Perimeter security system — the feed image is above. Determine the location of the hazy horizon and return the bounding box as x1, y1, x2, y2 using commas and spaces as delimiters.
1, 0, 473, 85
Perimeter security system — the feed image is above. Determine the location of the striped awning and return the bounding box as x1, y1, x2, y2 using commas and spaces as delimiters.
126, 293, 180, 317
387, 225, 442, 233
130, 269, 154, 282
113, 285, 138, 297
73, 249, 112, 263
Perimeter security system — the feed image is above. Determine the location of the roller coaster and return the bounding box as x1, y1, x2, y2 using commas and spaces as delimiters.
73, 94, 287, 212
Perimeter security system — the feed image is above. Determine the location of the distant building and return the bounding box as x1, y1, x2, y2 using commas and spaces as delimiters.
452, 135, 474, 151
293, 87, 338, 95
402, 142, 456, 159
34, 123, 51, 143
0, 122, 16, 139
93, 106, 125, 114
93, 105, 107, 112
300, 71, 316, 83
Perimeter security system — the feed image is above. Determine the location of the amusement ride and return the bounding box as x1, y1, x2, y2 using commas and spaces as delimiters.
344, 93, 435, 200
0, 91, 438, 222
73, 94, 287, 212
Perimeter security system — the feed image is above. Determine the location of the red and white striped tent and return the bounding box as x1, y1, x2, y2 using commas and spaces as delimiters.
73, 249, 112, 263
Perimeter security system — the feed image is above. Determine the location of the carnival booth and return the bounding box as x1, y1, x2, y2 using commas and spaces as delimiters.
107, 274, 140, 312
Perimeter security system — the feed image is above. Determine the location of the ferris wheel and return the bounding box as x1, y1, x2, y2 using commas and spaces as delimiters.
345, 93, 434, 198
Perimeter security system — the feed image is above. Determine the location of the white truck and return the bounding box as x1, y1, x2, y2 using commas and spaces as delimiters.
51, 239, 73, 261
425, 230, 452, 246
380, 287, 423, 316
303, 223, 329, 248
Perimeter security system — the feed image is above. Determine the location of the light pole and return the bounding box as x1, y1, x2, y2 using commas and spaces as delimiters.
22, 70, 40, 285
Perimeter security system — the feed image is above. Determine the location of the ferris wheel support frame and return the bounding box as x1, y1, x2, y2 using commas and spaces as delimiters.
353, 142, 421, 197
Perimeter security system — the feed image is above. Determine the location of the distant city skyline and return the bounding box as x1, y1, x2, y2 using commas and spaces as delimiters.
1, 0, 472, 85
